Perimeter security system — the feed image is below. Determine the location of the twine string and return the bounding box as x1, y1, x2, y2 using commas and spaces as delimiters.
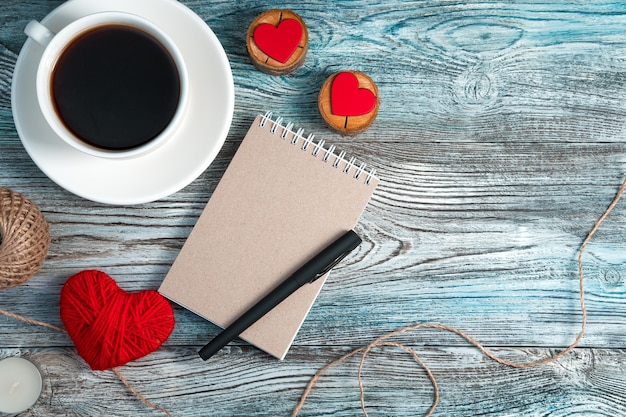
0, 308, 66, 333
112, 368, 173, 417
0, 308, 172, 416
292, 177, 626, 417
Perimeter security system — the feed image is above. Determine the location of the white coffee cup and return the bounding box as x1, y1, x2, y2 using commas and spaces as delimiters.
25, 12, 188, 159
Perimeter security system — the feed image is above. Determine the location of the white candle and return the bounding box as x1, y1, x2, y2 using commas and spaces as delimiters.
0, 357, 42, 413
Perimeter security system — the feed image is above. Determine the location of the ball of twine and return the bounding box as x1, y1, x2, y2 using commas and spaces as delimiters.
0, 187, 50, 290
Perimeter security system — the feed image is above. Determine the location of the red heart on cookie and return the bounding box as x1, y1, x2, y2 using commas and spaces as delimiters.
60, 270, 174, 371
331, 72, 377, 117
253, 18, 303, 63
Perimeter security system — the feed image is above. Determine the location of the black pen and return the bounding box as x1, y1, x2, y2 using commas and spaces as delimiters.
198, 229, 362, 360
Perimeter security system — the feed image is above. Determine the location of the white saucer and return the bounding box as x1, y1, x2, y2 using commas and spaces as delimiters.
11, 0, 234, 205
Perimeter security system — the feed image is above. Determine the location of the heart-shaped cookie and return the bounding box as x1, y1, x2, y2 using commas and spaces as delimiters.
253, 18, 303, 63
330, 71, 377, 117
60, 270, 174, 371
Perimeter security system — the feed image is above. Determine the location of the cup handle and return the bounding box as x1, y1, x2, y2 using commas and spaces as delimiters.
24, 20, 55, 47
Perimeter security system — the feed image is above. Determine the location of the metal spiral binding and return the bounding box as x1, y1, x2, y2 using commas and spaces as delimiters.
259, 112, 377, 185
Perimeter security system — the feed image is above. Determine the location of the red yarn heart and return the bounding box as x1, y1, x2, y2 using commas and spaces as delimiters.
60, 270, 175, 371
253, 18, 303, 63
331, 72, 377, 117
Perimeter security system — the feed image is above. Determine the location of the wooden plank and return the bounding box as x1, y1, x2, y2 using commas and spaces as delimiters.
2, 346, 625, 417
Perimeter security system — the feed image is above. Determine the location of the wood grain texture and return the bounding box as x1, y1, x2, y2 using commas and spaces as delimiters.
2, 347, 626, 417
1, 1, 625, 416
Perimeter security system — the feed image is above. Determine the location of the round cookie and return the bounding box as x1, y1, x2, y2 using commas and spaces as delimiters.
246, 9, 308, 75
318, 71, 379, 135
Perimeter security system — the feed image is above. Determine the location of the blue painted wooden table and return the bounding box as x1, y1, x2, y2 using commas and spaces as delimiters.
1, 1, 625, 416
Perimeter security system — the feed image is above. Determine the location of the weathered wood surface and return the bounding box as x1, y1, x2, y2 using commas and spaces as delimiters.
1, 1, 625, 416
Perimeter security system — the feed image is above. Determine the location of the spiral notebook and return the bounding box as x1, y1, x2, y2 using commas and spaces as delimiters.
159, 113, 378, 359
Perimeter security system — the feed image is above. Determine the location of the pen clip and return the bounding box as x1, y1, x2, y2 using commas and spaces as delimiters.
310, 250, 352, 283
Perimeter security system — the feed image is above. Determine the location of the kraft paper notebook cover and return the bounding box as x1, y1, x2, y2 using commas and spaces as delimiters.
159, 112, 378, 359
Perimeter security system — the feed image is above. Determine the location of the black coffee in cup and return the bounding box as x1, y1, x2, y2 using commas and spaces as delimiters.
51, 25, 181, 151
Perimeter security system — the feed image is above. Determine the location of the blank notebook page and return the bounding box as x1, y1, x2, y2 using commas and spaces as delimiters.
159, 113, 378, 359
